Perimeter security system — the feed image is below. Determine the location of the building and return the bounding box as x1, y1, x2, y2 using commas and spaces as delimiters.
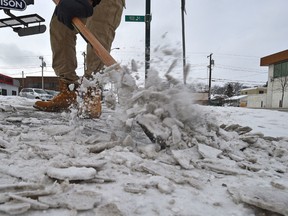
240, 86, 267, 108
0, 73, 19, 96
14, 76, 59, 91
260, 50, 288, 108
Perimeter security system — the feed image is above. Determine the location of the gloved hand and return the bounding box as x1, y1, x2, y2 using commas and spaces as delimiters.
55, 0, 94, 30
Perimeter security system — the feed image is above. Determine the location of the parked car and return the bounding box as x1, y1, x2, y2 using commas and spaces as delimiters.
44, 89, 59, 97
19, 88, 53, 101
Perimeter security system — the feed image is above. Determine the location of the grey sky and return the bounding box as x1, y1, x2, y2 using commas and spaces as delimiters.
0, 0, 287, 86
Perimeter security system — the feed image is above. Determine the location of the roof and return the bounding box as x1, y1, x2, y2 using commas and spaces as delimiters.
260, 49, 288, 66
240, 86, 267, 92
0, 73, 13, 78
210, 94, 228, 100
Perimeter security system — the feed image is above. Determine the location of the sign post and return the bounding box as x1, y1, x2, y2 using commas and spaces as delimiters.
145, 0, 151, 81
125, 0, 152, 82
0, 0, 46, 36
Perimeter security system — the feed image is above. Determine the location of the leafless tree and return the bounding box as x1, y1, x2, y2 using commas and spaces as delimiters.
211, 82, 246, 96
277, 76, 288, 107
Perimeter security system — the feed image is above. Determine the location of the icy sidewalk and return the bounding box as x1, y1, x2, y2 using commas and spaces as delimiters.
0, 95, 288, 216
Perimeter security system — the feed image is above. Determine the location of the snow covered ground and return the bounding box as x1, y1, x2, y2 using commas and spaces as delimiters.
201, 106, 288, 138
0, 76, 288, 215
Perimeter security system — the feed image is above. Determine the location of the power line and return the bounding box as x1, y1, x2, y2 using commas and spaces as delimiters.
215, 52, 261, 59
215, 64, 266, 73
190, 77, 266, 85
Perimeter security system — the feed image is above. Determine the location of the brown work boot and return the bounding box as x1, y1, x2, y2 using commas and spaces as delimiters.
33, 81, 77, 112
79, 86, 102, 118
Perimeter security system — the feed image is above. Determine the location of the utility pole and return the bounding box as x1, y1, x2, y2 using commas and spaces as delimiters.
39, 56, 46, 89
181, 0, 187, 84
82, 51, 86, 74
22, 71, 24, 89
145, 0, 151, 81
207, 53, 214, 102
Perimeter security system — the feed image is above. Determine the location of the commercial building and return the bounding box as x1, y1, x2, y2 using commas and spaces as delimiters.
14, 76, 59, 91
0, 73, 19, 96
260, 49, 288, 108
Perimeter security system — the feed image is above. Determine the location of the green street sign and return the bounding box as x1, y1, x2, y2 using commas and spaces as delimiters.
125, 15, 145, 22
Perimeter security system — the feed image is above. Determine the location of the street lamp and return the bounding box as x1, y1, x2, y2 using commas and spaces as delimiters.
111, 47, 120, 51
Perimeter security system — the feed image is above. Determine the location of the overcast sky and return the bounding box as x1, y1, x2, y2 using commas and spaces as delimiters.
0, 0, 288, 87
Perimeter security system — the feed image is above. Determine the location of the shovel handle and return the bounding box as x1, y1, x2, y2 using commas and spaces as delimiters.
52, 0, 117, 67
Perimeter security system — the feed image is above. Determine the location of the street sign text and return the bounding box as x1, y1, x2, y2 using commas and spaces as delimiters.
0, 0, 27, 11
125, 15, 145, 22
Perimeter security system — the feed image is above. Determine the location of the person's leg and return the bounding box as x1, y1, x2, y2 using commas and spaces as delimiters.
34, 14, 79, 112
78, 0, 124, 118
50, 13, 79, 84
85, 0, 124, 77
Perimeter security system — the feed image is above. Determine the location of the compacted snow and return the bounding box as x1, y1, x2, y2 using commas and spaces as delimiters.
0, 68, 288, 216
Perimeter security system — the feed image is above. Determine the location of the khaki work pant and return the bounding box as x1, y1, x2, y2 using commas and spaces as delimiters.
50, 0, 125, 84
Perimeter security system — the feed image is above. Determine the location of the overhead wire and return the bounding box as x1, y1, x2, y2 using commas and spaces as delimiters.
0, 50, 268, 85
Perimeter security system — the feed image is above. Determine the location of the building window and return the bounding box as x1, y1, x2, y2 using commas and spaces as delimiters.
12, 90, 17, 95
259, 90, 264, 94
1, 89, 7, 96
274, 61, 288, 78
